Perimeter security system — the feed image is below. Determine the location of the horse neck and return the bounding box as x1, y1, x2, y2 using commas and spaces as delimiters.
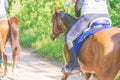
60, 13, 76, 34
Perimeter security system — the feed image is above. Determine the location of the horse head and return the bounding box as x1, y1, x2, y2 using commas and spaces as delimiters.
50, 7, 64, 41
50, 7, 76, 41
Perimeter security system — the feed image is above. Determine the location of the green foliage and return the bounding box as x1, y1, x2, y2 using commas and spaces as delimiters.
109, 0, 120, 27
117, 76, 120, 80
9, 0, 120, 63
9, 0, 65, 62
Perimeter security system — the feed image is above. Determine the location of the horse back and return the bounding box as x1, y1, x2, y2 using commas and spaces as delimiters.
79, 27, 120, 73
94, 27, 120, 46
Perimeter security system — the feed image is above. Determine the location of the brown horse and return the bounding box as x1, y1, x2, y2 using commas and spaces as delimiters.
0, 16, 21, 78
50, 8, 120, 80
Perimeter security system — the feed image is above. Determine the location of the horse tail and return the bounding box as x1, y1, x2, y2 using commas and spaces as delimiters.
8, 16, 21, 62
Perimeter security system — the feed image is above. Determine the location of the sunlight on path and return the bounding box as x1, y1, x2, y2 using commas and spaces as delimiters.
6, 42, 63, 80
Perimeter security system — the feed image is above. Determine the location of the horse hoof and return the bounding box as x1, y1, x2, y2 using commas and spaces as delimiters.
61, 76, 67, 80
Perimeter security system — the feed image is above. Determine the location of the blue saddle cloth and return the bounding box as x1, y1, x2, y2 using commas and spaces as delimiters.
75, 21, 111, 56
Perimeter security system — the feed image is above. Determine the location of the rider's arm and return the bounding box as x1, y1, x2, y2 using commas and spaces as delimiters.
4, 0, 9, 11
75, 0, 84, 19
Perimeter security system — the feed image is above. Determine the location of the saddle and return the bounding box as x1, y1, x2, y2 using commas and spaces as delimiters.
75, 17, 111, 55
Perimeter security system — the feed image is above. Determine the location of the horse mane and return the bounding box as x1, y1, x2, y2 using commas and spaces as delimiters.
57, 11, 77, 29
58, 11, 76, 22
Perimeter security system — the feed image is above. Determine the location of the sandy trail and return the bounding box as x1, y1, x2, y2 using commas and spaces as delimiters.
6, 43, 63, 80
5, 43, 96, 80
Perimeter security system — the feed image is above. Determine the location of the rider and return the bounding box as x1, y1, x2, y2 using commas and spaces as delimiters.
0, 0, 9, 20
64, 0, 110, 73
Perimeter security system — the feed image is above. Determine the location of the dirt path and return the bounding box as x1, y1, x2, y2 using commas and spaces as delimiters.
5, 43, 96, 80
6, 43, 64, 80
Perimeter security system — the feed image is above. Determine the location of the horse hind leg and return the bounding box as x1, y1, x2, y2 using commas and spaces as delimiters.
3, 52, 7, 77
12, 48, 17, 77
61, 73, 69, 80
11, 44, 21, 77
0, 53, 3, 78
0, 51, 7, 79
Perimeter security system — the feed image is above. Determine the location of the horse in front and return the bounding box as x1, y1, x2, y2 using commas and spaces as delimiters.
0, 16, 21, 79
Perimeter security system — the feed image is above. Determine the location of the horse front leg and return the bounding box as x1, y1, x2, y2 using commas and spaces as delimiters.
61, 44, 70, 80
63, 44, 70, 65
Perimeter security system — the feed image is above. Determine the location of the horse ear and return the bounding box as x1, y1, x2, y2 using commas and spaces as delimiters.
54, 6, 58, 14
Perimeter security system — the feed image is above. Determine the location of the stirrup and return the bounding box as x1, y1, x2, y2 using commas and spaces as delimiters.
61, 67, 80, 75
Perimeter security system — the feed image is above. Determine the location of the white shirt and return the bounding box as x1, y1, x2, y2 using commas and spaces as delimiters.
81, 0, 108, 15
0, 0, 8, 17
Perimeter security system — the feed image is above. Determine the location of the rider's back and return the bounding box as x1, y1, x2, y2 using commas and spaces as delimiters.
81, 0, 108, 15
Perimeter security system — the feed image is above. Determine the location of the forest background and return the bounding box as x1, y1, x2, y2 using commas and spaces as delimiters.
8, 0, 120, 62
